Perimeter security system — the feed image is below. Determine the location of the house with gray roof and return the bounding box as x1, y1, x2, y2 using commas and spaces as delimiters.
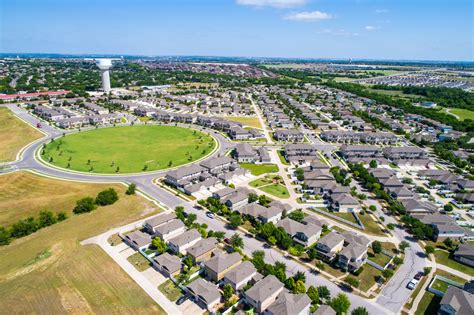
453, 244, 474, 267
277, 218, 321, 247
187, 237, 218, 263
204, 252, 242, 282
168, 228, 202, 255
186, 278, 221, 311
153, 252, 182, 277
154, 219, 186, 242
122, 230, 152, 251
438, 285, 474, 315
265, 292, 311, 315
223, 261, 258, 291
315, 231, 345, 261
244, 275, 285, 313
143, 213, 177, 235
313, 305, 336, 315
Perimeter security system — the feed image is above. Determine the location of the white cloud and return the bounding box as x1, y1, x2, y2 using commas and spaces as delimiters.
365, 25, 380, 31
317, 29, 359, 37
284, 11, 333, 22
236, 0, 307, 8
374, 9, 389, 14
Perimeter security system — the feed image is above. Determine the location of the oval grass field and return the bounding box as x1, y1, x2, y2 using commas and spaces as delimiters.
43, 125, 216, 173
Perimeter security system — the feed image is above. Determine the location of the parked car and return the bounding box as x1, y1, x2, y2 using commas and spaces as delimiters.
176, 295, 187, 305
194, 205, 203, 210
224, 238, 230, 244
206, 212, 215, 219
407, 279, 419, 290
414, 272, 424, 280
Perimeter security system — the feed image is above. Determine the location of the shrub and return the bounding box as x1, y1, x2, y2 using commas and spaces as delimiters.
73, 197, 97, 214
352, 266, 364, 276
56, 211, 68, 221
95, 188, 119, 206
126, 183, 136, 195
372, 241, 382, 254
393, 256, 403, 265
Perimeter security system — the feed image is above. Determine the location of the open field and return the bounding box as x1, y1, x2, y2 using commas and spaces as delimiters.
0, 173, 164, 314
0, 171, 158, 227
224, 116, 262, 129
0, 107, 43, 162
43, 125, 216, 173
367, 88, 422, 99
239, 163, 278, 176
441, 108, 474, 121
158, 279, 183, 302
434, 249, 474, 277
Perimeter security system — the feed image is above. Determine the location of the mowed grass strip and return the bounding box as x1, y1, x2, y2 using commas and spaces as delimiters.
0, 107, 43, 162
0, 172, 164, 314
224, 116, 262, 129
43, 125, 216, 173
239, 163, 278, 176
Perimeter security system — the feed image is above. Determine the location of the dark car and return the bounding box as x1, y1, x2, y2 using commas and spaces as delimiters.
263, 243, 271, 249
176, 295, 187, 305
224, 238, 230, 244
414, 272, 424, 280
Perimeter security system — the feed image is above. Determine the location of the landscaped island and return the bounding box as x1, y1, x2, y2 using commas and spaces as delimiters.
43, 125, 216, 173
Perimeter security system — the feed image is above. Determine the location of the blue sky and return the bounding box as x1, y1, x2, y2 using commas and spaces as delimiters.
0, 0, 472, 61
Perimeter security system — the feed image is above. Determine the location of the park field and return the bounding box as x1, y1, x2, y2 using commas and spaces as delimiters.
442, 108, 474, 121
0, 171, 164, 314
43, 125, 216, 173
224, 116, 262, 129
0, 107, 43, 162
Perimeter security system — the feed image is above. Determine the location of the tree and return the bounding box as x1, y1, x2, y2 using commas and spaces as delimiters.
230, 233, 244, 249
73, 197, 97, 214
186, 213, 197, 227
248, 193, 258, 203
331, 293, 351, 315
95, 188, 119, 206
387, 223, 395, 230
258, 195, 270, 206
351, 306, 369, 315
0, 227, 11, 245
294, 280, 306, 294
183, 255, 193, 270
38, 210, 57, 227
285, 277, 296, 291
152, 237, 167, 253
443, 204, 453, 212
425, 245, 435, 255
372, 241, 382, 254
423, 267, 432, 276
399, 241, 410, 252
288, 210, 305, 222
229, 214, 242, 229
56, 211, 68, 221
223, 284, 234, 300
126, 183, 136, 195
369, 160, 378, 168
268, 236, 277, 245
307, 285, 319, 304
443, 237, 454, 250
382, 269, 394, 279
344, 276, 360, 289
318, 286, 331, 301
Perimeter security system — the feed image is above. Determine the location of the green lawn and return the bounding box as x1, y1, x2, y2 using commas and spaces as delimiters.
357, 212, 386, 236
224, 116, 262, 129
435, 269, 468, 284
239, 163, 278, 176
415, 291, 441, 315
127, 252, 151, 272
431, 278, 450, 293
350, 264, 382, 292
158, 279, 182, 302
434, 250, 474, 277
259, 184, 290, 199
277, 150, 289, 165
43, 125, 216, 173
442, 108, 474, 121
368, 252, 392, 267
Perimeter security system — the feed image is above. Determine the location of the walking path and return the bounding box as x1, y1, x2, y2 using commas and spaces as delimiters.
249, 96, 274, 144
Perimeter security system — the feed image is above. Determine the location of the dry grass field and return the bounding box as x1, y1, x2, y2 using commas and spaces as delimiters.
224, 116, 262, 129
0, 107, 43, 162
0, 171, 165, 314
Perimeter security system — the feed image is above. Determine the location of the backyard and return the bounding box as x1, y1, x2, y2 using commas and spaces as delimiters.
224, 116, 262, 129
434, 249, 474, 276
239, 163, 278, 176
158, 279, 183, 302
127, 252, 151, 272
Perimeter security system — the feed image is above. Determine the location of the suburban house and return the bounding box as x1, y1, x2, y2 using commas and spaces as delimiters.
401, 199, 438, 215
273, 130, 304, 142
187, 237, 218, 263
244, 275, 285, 313
316, 231, 345, 261
313, 305, 336, 315
186, 278, 221, 311
337, 231, 371, 272
222, 188, 250, 211
417, 214, 468, 241
236, 203, 284, 224
438, 283, 474, 315
122, 230, 152, 251
143, 213, 177, 235
265, 292, 311, 315
277, 217, 322, 247
152, 252, 182, 277
204, 252, 242, 282
223, 261, 259, 291
330, 193, 360, 213
154, 219, 186, 242
167, 229, 202, 255
453, 244, 474, 267
234, 143, 271, 164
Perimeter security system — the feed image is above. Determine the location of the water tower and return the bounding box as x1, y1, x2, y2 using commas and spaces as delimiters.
85, 58, 120, 93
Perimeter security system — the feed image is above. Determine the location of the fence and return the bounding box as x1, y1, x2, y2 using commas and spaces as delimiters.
427, 275, 465, 297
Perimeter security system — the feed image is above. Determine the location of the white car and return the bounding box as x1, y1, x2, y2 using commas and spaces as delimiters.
206, 212, 215, 219
407, 279, 419, 290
